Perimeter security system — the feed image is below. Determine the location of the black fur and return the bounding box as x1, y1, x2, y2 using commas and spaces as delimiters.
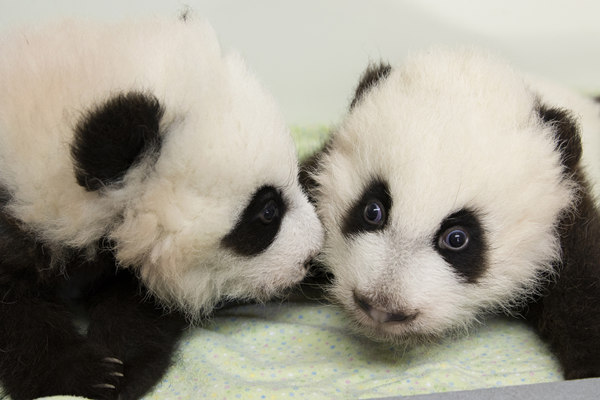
342, 179, 392, 237
86, 270, 187, 400
71, 91, 164, 191
433, 208, 487, 283
222, 186, 286, 256
298, 136, 333, 204
537, 105, 582, 172
0, 210, 186, 399
525, 106, 600, 379
528, 176, 600, 379
350, 62, 392, 109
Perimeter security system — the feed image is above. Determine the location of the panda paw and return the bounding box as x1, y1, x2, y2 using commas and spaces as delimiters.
89, 357, 125, 398
51, 344, 124, 399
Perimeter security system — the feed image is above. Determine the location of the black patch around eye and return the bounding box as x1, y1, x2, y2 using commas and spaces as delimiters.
342, 179, 392, 237
433, 208, 487, 283
71, 91, 164, 191
221, 186, 287, 257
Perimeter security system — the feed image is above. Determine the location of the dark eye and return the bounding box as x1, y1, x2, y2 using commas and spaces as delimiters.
222, 186, 286, 256
342, 180, 391, 236
439, 227, 469, 251
363, 201, 384, 226
258, 199, 279, 224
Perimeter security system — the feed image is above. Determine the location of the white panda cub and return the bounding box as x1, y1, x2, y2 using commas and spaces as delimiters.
307, 48, 600, 380
0, 17, 323, 400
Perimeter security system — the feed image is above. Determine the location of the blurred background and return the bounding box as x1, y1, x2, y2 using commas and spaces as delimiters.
1, 0, 598, 126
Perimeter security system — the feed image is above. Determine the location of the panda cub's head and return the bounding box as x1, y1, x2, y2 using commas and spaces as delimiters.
310, 48, 584, 341
0, 18, 323, 318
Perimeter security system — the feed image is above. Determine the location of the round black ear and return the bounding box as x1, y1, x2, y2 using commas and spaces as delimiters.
350, 62, 392, 109
537, 104, 582, 173
71, 91, 164, 191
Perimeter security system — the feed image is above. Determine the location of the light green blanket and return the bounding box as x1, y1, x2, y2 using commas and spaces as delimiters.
145, 303, 561, 399
5, 127, 562, 400
31, 301, 561, 400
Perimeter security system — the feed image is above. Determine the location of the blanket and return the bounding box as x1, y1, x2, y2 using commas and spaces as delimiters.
30, 301, 561, 399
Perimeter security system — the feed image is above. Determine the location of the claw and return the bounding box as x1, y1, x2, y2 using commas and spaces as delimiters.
92, 383, 117, 390
102, 357, 124, 365
110, 372, 124, 378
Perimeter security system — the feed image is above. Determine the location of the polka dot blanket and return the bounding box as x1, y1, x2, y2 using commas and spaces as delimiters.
25, 301, 561, 400
3, 127, 562, 400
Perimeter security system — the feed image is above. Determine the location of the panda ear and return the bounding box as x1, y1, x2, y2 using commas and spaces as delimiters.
537, 104, 582, 173
71, 91, 164, 191
350, 62, 392, 109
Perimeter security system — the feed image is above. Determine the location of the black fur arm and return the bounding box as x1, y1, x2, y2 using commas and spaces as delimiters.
530, 178, 600, 379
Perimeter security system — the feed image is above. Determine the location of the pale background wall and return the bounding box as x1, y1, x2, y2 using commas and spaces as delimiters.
1, 0, 598, 126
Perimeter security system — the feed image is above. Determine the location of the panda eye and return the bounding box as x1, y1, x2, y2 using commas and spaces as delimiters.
433, 209, 485, 282
439, 227, 469, 251
258, 199, 279, 224
363, 201, 384, 226
342, 180, 391, 236
222, 186, 287, 256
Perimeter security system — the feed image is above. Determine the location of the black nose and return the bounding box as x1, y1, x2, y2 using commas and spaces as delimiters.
353, 291, 416, 324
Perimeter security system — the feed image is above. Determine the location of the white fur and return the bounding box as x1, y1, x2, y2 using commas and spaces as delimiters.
313, 48, 596, 340
0, 18, 323, 317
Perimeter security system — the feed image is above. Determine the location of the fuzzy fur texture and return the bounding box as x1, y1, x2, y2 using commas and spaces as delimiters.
307, 48, 600, 378
0, 17, 323, 316
0, 17, 323, 399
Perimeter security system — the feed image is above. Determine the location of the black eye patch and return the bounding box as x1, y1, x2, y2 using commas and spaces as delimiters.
342, 179, 392, 237
433, 208, 487, 283
221, 186, 286, 257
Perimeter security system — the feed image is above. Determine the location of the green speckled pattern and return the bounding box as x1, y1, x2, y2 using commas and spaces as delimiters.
33, 302, 560, 400
145, 303, 560, 399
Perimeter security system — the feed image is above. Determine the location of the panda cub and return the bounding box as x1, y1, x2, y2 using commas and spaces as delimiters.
307, 48, 600, 380
0, 17, 323, 400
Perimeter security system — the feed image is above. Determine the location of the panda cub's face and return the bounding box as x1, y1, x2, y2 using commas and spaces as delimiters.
0, 19, 323, 319
312, 49, 577, 341
101, 52, 325, 318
